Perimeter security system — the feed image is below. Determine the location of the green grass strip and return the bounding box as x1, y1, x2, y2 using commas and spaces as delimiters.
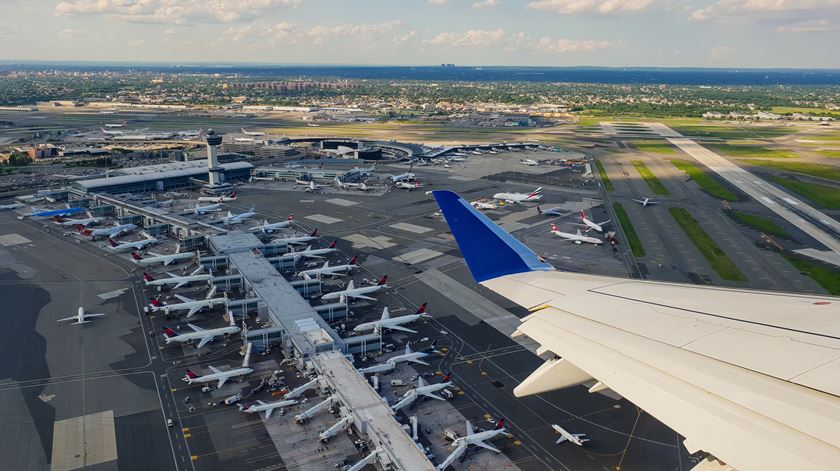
631, 160, 670, 196
745, 160, 840, 182
669, 207, 747, 281
593, 159, 613, 191
768, 176, 840, 209
633, 140, 677, 154
729, 211, 790, 238
613, 203, 645, 257
671, 159, 739, 201
785, 256, 840, 295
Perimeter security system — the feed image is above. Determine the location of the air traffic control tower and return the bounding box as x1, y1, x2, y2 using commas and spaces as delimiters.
203, 129, 232, 194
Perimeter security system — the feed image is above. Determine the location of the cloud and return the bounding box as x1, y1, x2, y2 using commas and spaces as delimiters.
54, 0, 301, 24
710, 45, 736, 60
690, 0, 840, 21
473, 0, 501, 8
427, 29, 614, 53
526, 0, 655, 14
224, 20, 404, 48
777, 19, 837, 32
58, 28, 84, 39
428, 0, 448, 3
537, 37, 613, 52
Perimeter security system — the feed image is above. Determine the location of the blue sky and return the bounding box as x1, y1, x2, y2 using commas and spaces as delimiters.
2, 0, 839, 67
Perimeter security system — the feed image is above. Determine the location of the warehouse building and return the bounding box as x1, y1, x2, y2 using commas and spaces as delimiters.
71, 160, 253, 194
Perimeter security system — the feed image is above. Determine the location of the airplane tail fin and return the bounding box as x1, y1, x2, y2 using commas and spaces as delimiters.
381, 306, 390, 320
150, 298, 163, 307
310, 228, 319, 237
495, 418, 505, 430
54, 216, 65, 223
349, 255, 358, 265
230, 191, 236, 198
328, 240, 337, 249
416, 302, 427, 315
536, 206, 542, 215
108, 238, 118, 247
580, 210, 586, 221
163, 326, 176, 338
143, 272, 155, 282
427, 340, 438, 352
432, 191, 553, 283
443, 372, 451, 382
550, 223, 558, 232
185, 369, 198, 379
287, 213, 294, 221
130, 252, 142, 261
377, 275, 388, 286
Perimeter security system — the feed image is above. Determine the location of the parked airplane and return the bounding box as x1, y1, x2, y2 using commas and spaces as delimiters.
520, 158, 539, 166
395, 180, 422, 190
550, 224, 603, 245
23, 205, 84, 218
633, 197, 658, 207
333, 177, 369, 191
391, 375, 453, 411
77, 223, 137, 240
536, 206, 566, 217
131, 249, 197, 267
221, 208, 256, 225
430, 189, 840, 471
0, 203, 23, 210
320, 275, 388, 302
241, 127, 266, 136
552, 424, 589, 446
197, 192, 237, 203
162, 311, 239, 348
391, 164, 416, 183
241, 399, 299, 419
186, 202, 223, 215
57, 306, 106, 325
385, 341, 437, 366
437, 420, 508, 471
492, 187, 542, 204
470, 200, 498, 210
298, 255, 358, 279
286, 241, 338, 260
579, 211, 610, 232
104, 121, 127, 128
305, 181, 322, 193
143, 266, 213, 289
150, 285, 228, 317
54, 213, 104, 227
183, 342, 253, 388
353, 303, 429, 334
249, 215, 294, 234
108, 233, 159, 252
270, 228, 319, 247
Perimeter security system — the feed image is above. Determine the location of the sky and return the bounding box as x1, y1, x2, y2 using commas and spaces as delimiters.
1, 0, 839, 68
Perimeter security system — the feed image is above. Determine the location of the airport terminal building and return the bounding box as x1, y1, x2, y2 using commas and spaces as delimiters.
71, 161, 253, 194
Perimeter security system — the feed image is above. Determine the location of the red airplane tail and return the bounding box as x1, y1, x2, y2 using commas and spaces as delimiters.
149, 297, 162, 307
162, 326, 176, 338
550, 223, 558, 232
328, 240, 337, 249
349, 255, 358, 265
185, 369, 198, 379
54, 216, 65, 223
416, 302, 427, 314
287, 213, 294, 221
143, 272, 155, 282
130, 252, 143, 261
377, 275, 388, 286
309, 228, 319, 237
229, 191, 236, 198
442, 372, 451, 382
108, 238, 118, 247
536, 206, 542, 214
580, 210, 586, 221
495, 418, 505, 430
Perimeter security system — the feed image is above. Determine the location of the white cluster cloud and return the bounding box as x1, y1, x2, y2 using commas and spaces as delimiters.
691, 0, 840, 21
426, 29, 613, 53
473, 0, 501, 8
777, 19, 836, 33
55, 0, 301, 24
526, 0, 655, 14
224, 20, 406, 48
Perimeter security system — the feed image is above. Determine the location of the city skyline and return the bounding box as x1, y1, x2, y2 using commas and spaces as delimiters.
1, 0, 839, 68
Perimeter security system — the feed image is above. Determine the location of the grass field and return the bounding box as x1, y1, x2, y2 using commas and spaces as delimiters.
669, 208, 747, 281
816, 150, 840, 159
785, 256, 840, 295
594, 159, 614, 191
706, 143, 796, 159
670, 125, 795, 140
768, 176, 840, 209
631, 160, 670, 195
671, 159, 739, 201
613, 203, 645, 257
746, 160, 840, 182
728, 210, 790, 238
633, 140, 677, 154
771, 107, 840, 119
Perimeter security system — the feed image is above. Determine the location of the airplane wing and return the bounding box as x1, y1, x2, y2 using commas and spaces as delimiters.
147, 252, 164, 257
349, 294, 377, 301
301, 253, 324, 259
196, 335, 214, 349
265, 408, 274, 419
187, 323, 205, 332
555, 436, 568, 444
165, 271, 178, 278
217, 377, 228, 388
387, 325, 418, 334
472, 440, 501, 454
174, 294, 193, 304
185, 305, 202, 318
433, 190, 840, 471
408, 358, 430, 366
56, 316, 78, 322
208, 365, 222, 374
421, 391, 445, 401
174, 280, 188, 289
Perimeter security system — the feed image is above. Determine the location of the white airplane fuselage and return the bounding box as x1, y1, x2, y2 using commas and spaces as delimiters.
110, 237, 158, 252
132, 251, 195, 267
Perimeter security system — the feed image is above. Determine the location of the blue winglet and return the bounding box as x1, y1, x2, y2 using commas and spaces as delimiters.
433, 190, 553, 283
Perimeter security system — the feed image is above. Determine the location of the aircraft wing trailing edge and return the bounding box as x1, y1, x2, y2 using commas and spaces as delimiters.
432, 190, 840, 471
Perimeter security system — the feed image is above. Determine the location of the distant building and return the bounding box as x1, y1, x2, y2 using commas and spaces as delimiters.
71, 160, 252, 194
27, 144, 59, 160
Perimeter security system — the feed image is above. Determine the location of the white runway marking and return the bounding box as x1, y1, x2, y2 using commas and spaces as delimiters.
325, 198, 358, 207
389, 222, 433, 234
783, 198, 798, 205
304, 214, 343, 224
396, 248, 443, 264
97, 288, 128, 301
0, 233, 31, 246
344, 233, 396, 249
